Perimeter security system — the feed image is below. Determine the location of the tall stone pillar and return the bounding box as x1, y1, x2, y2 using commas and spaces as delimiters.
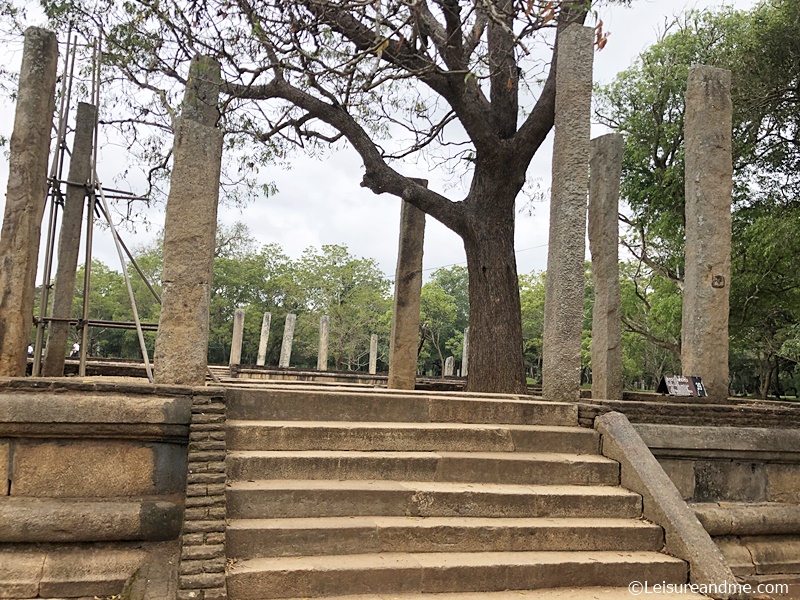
388, 200, 425, 389
0, 27, 58, 377
542, 24, 594, 403
317, 315, 329, 371
154, 56, 223, 385
279, 313, 296, 368
461, 327, 470, 377
256, 312, 271, 366
229, 308, 245, 365
369, 334, 378, 375
42, 102, 96, 376
682, 65, 733, 403
444, 356, 454, 377
588, 133, 624, 401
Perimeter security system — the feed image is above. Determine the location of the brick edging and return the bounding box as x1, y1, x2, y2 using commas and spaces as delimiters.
177, 390, 228, 600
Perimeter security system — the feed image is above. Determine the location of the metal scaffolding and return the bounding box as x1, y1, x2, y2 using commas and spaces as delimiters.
32, 29, 159, 383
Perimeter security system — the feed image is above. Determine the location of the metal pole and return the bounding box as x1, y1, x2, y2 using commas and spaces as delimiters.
78, 35, 100, 376
95, 180, 153, 382
94, 201, 161, 303
32, 28, 75, 376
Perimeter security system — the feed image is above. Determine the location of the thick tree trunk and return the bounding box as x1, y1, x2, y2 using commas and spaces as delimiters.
462, 209, 527, 394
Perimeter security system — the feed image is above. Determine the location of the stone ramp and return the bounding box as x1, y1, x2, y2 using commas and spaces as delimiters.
224, 387, 694, 598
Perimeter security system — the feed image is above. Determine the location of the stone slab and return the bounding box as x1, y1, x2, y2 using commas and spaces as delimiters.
745, 535, 800, 575
694, 503, 800, 537
10, 440, 184, 497
693, 460, 766, 503
0, 549, 45, 598
636, 424, 800, 454
767, 464, 800, 503
226, 480, 642, 520
714, 536, 757, 577
0, 498, 182, 542
227, 516, 663, 559
227, 551, 686, 599
0, 391, 191, 424
658, 459, 695, 500
38, 546, 146, 597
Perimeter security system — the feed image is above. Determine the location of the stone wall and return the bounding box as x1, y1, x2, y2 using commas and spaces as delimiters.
0, 379, 191, 507
0, 378, 222, 597
177, 389, 228, 599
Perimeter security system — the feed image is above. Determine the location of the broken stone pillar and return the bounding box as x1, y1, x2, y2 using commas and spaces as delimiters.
388, 201, 425, 389
369, 334, 378, 375
588, 133, 624, 401
42, 102, 97, 377
256, 312, 271, 366
317, 316, 329, 371
444, 356, 454, 377
542, 24, 594, 403
0, 27, 58, 377
461, 327, 470, 377
154, 56, 223, 386
229, 308, 245, 366
279, 313, 296, 368
682, 65, 733, 403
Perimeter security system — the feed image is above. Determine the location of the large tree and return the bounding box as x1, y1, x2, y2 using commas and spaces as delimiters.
19, 0, 624, 392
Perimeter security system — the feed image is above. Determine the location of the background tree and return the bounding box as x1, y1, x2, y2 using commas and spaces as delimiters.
418, 265, 469, 375
292, 245, 391, 371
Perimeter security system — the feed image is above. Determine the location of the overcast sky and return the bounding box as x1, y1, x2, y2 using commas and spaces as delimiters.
0, 0, 756, 286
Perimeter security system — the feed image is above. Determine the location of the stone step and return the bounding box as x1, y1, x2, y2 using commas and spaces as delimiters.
0, 544, 146, 598
225, 551, 688, 599
227, 480, 642, 520
227, 451, 619, 486
273, 590, 709, 600
0, 497, 182, 543
226, 387, 577, 426
226, 421, 600, 454
226, 516, 664, 559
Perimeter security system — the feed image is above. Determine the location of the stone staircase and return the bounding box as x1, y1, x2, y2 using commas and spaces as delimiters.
224, 386, 706, 599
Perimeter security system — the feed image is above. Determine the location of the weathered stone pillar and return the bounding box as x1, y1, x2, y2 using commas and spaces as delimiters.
682, 65, 733, 403
542, 24, 594, 403
256, 312, 271, 366
388, 200, 425, 389
229, 308, 245, 366
444, 356, 454, 377
42, 102, 96, 376
279, 313, 296, 368
369, 334, 378, 375
317, 315, 329, 371
588, 133, 624, 401
461, 327, 470, 377
154, 56, 223, 386
0, 28, 58, 377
